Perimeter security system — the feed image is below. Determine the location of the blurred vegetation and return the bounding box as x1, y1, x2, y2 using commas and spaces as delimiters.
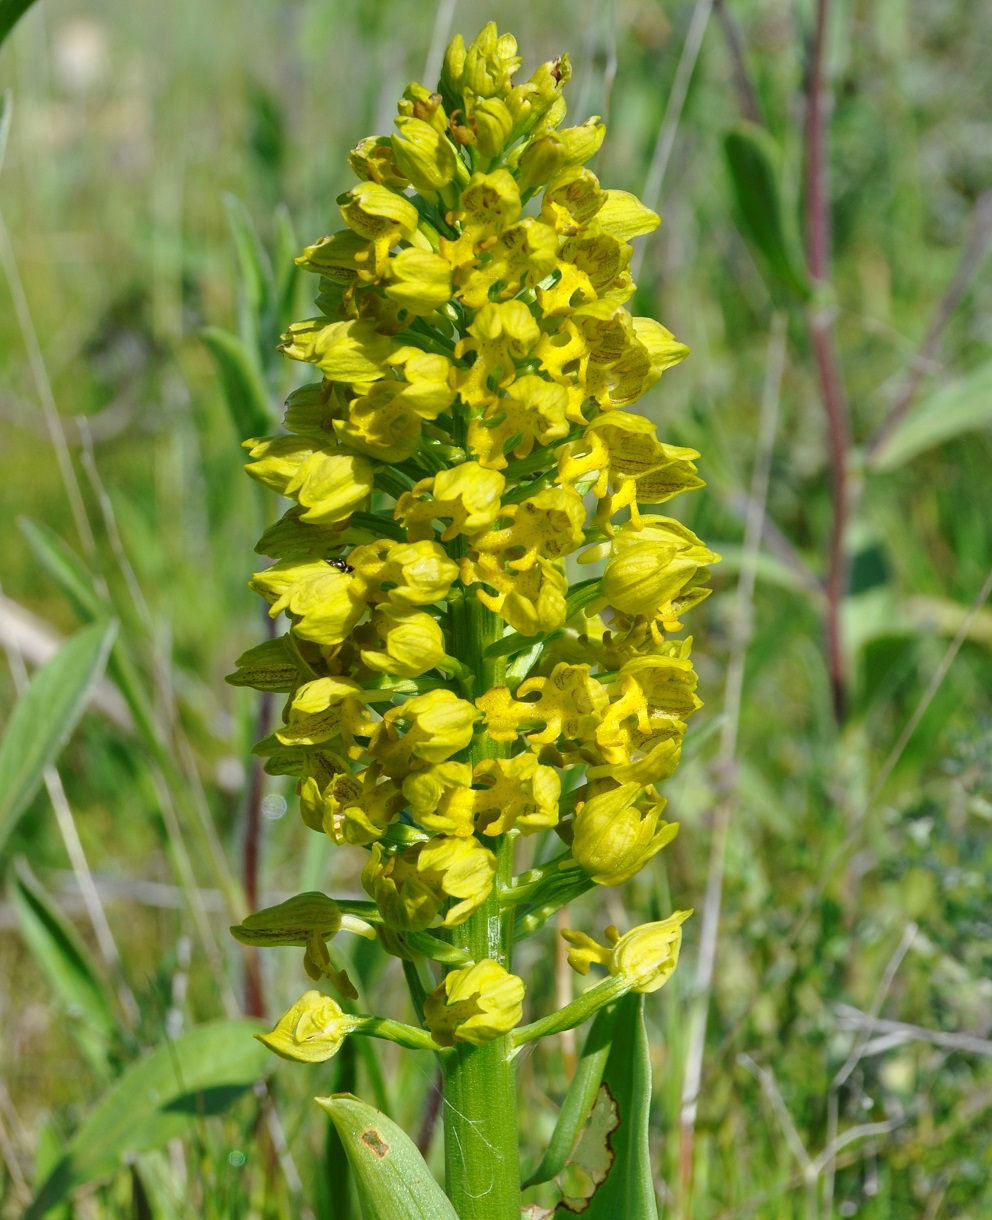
1, 0, 990, 1217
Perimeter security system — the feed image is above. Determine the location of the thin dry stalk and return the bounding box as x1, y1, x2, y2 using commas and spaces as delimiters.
823, 921, 917, 1212
632, 0, 715, 280
0, 206, 96, 556
677, 314, 786, 1215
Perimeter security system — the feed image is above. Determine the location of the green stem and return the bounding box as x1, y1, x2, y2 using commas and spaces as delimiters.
442, 505, 520, 1218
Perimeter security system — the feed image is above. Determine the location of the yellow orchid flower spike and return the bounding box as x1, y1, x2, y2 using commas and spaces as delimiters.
229, 24, 716, 1218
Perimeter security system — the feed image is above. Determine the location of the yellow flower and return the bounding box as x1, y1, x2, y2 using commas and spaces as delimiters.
369, 689, 480, 775
599, 519, 719, 632
337, 182, 426, 277
569, 780, 678, 886
279, 318, 397, 385
466, 374, 570, 469
242, 436, 373, 525
471, 754, 560, 835
558, 411, 704, 531
351, 539, 459, 606
593, 651, 701, 770
458, 22, 522, 100
470, 486, 586, 570
424, 959, 525, 1047
249, 559, 366, 646
255, 991, 358, 1063
348, 135, 410, 190
275, 677, 377, 757
453, 300, 541, 409
395, 463, 506, 542
363, 835, 496, 930
609, 911, 691, 992
477, 663, 609, 748
402, 761, 476, 836
299, 756, 404, 845
359, 605, 448, 678
561, 910, 690, 994
384, 248, 454, 316
463, 552, 569, 636
392, 116, 460, 195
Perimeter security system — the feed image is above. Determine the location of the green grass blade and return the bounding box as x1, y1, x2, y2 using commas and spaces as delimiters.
8, 858, 117, 1073
724, 121, 811, 302
224, 192, 273, 331
315, 1093, 458, 1220
26, 1020, 270, 1220
869, 361, 992, 471
0, 0, 39, 51
0, 619, 118, 857
17, 518, 104, 620
199, 325, 277, 440
522, 1002, 618, 1188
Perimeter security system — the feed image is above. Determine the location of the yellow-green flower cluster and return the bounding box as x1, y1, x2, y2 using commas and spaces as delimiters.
233, 24, 713, 1060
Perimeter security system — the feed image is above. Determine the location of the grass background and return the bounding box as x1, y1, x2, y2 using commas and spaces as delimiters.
1, 0, 991, 1216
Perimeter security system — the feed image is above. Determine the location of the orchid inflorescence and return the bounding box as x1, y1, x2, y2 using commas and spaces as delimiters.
229, 20, 714, 1106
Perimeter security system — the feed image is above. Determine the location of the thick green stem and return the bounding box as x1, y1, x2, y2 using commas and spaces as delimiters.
442, 523, 520, 1218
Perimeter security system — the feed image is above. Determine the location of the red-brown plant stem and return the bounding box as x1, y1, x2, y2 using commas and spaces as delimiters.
805, 0, 850, 724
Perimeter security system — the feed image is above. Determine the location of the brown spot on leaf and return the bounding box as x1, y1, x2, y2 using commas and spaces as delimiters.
361, 1127, 389, 1158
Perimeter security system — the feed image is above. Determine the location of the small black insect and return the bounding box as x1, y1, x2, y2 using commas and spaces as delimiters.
326, 557, 354, 574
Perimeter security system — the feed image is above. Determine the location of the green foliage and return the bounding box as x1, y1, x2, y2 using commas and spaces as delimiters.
316, 1093, 458, 1220
0, 620, 117, 855
8, 858, 117, 1073
28, 1020, 270, 1220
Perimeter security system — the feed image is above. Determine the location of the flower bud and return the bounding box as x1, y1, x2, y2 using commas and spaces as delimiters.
392, 117, 459, 194
471, 97, 514, 159
462, 23, 521, 99
558, 118, 606, 168
424, 959, 525, 1046
515, 133, 568, 195
570, 781, 679, 885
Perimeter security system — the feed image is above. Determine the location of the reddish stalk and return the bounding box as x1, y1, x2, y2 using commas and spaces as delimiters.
805, 0, 851, 724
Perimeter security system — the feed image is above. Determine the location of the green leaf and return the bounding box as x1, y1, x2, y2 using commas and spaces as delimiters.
199, 325, 276, 440
0, 0, 40, 51
27, 1020, 270, 1219
581, 994, 658, 1220
17, 518, 104, 620
523, 1003, 618, 1187
724, 122, 811, 302
8, 858, 117, 1072
0, 620, 118, 857
869, 361, 992, 471
223, 193, 273, 343
315, 1093, 458, 1220
274, 202, 301, 329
